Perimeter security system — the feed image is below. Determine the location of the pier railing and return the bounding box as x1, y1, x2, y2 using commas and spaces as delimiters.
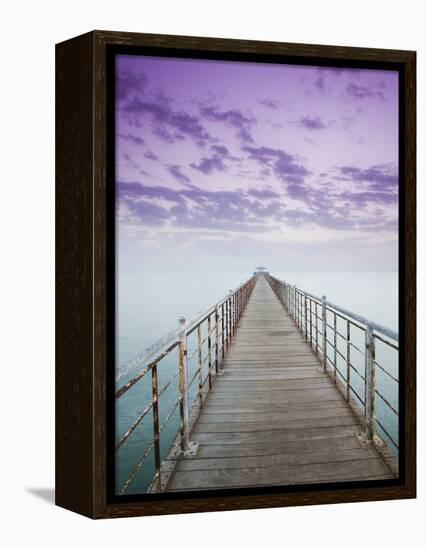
265, 274, 399, 458
115, 276, 256, 494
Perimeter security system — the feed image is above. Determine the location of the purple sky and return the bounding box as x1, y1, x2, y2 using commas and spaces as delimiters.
116, 54, 398, 277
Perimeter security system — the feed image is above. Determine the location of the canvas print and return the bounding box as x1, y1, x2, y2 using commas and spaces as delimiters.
114, 53, 400, 495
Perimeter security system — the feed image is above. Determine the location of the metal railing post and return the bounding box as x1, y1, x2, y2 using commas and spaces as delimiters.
299, 291, 302, 331
237, 287, 241, 323
221, 303, 225, 361
231, 293, 234, 335
207, 315, 212, 389
364, 323, 376, 441
304, 295, 308, 340
229, 293, 233, 339
225, 297, 229, 348
178, 316, 198, 457
232, 292, 236, 336
215, 305, 219, 374
197, 325, 203, 406
151, 363, 161, 492
294, 285, 297, 324
315, 301, 318, 355
333, 312, 337, 382
230, 291, 234, 338
346, 320, 351, 403
178, 316, 190, 451
322, 295, 327, 371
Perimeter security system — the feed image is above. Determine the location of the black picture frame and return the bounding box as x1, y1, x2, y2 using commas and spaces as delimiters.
56, 30, 416, 519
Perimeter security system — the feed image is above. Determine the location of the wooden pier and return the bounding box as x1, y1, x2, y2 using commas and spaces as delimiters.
164, 276, 393, 491
116, 271, 399, 495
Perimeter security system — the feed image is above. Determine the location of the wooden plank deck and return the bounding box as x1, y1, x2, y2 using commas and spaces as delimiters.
166, 276, 393, 491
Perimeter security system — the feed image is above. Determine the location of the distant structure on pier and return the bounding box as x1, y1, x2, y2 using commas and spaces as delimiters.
253, 266, 269, 276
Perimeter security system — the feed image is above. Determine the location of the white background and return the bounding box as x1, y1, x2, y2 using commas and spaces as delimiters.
1, 0, 423, 547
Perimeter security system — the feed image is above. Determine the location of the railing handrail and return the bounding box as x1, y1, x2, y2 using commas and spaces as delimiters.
267, 274, 398, 342
116, 276, 255, 387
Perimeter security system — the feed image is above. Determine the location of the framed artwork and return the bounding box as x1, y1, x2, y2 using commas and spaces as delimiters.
56, 30, 416, 519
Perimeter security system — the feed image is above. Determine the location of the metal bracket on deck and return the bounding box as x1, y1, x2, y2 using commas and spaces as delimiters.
357, 431, 384, 449
356, 432, 373, 446
357, 432, 368, 446
183, 441, 199, 458
169, 440, 199, 459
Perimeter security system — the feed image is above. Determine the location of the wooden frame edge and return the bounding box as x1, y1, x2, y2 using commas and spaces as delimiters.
55, 30, 416, 519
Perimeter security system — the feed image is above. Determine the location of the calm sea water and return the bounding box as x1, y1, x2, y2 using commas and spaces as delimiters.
116, 271, 399, 494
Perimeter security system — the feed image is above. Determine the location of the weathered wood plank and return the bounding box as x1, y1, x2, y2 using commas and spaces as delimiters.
213, 378, 331, 389
216, 375, 328, 384
200, 398, 346, 414
193, 425, 360, 446
192, 434, 368, 459
196, 406, 351, 424
175, 446, 381, 471
193, 416, 357, 434
205, 388, 344, 405
170, 458, 392, 490
209, 383, 336, 394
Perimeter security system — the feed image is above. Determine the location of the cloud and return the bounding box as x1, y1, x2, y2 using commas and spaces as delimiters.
122, 96, 213, 146
118, 180, 281, 232
314, 75, 327, 95
209, 144, 239, 160
122, 153, 140, 171
190, 156, 227, 175
200, 105, 256, 143
200, 106, 254, 128
118, 181, 184, 204
298, 116, 328, 131
119, 133, 144, 145
318, 67, 361, 77
289, 163, 399, 228
306, 67, 361, 98
117, 70, 148, 101
167, 165, 192, 185
344, 83, 385, 101
117, 177, 396, 235
338, 164, 397, 192
258, 98, 281, 109
281, 199, 395, 232
190, 144, 241, 175
281, 163, 398, 230
338, 190, 397, 207
129, 200, 169, 225
243, 145, 310, 185
247, 188, 280, 199
144, 151, 159, 161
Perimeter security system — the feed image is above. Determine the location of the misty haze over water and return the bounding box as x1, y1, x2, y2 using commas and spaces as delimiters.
117, 270, 398, 367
